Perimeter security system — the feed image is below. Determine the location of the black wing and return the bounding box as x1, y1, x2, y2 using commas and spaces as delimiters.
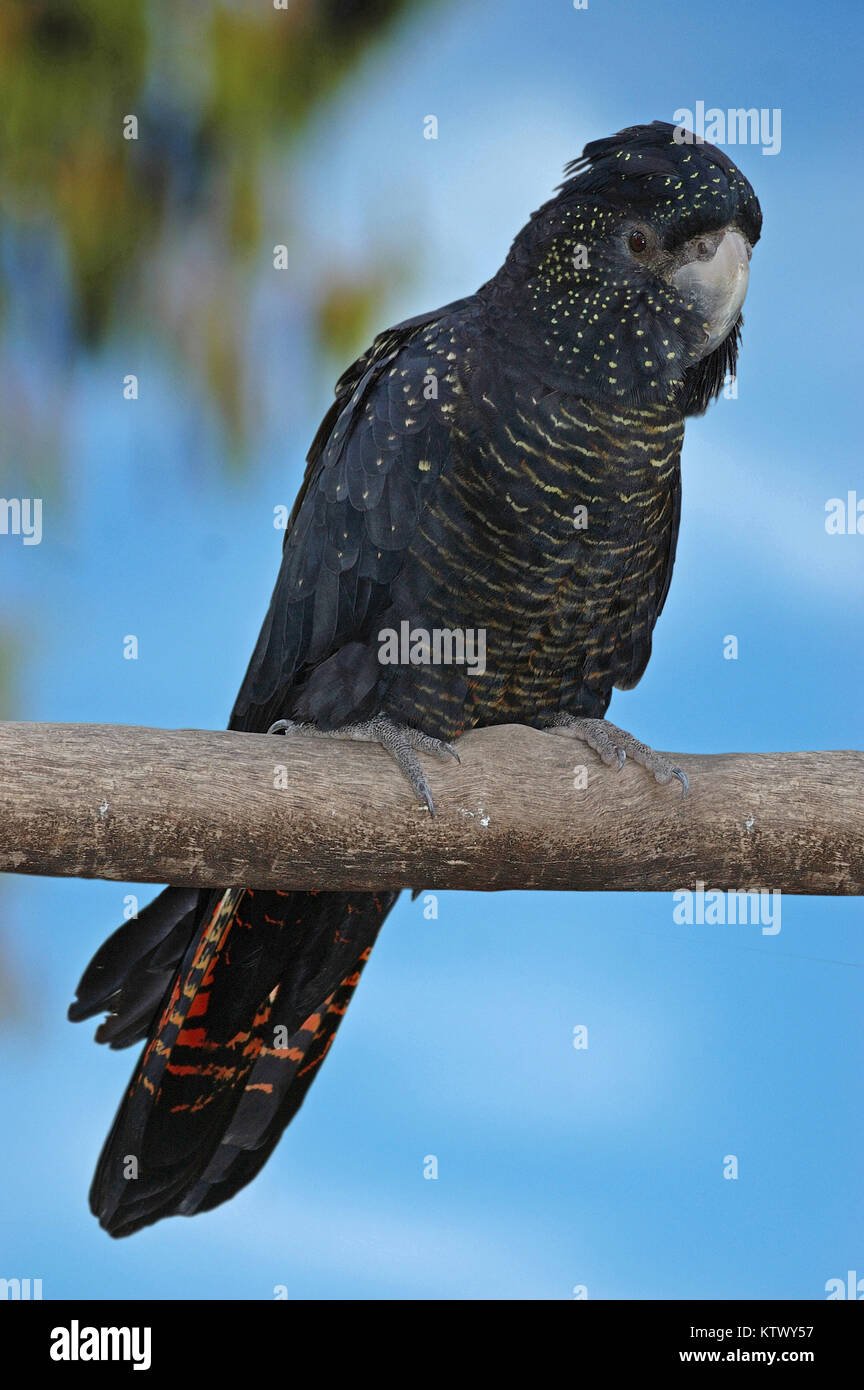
230, 297, 471, 733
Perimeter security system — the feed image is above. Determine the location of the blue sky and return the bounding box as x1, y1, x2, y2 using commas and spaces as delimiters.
2, 0, 862, 1298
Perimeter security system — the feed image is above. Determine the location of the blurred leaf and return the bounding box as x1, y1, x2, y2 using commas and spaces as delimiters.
0, 0, 432, 354
316, 270, 398, 366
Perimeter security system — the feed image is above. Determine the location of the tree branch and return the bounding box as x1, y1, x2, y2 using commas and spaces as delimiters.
0, 721, 860, 894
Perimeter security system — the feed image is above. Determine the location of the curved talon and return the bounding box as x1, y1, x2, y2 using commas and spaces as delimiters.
268, 713, 451, 813
547, 714, 691, 796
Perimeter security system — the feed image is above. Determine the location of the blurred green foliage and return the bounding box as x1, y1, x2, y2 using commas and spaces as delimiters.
0, 0, 431, 444
0, 1, 151, 339
0, 2, 434, 1009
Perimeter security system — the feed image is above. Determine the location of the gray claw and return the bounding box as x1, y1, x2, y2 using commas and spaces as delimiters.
263, 713, 451, 813
548, 714, 690, 797
396, 746, 436, 813
672, 767, 689, 797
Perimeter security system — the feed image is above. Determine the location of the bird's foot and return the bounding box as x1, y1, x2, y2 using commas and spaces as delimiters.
547, 715, 689, 796
267, 716, 459, 815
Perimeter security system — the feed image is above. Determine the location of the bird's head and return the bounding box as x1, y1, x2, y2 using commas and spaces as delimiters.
496, 121, 762, 414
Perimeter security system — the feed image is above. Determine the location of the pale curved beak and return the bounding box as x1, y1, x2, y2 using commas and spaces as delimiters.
672, 230, 750, 355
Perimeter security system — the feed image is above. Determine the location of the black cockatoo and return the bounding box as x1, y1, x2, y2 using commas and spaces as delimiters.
69, 121, 761, 1236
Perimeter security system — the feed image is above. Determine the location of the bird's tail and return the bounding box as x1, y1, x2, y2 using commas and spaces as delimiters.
69, 882, 396, 1237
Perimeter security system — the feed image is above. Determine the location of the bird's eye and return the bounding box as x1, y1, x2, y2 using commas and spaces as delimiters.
628, 229, 648, 255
